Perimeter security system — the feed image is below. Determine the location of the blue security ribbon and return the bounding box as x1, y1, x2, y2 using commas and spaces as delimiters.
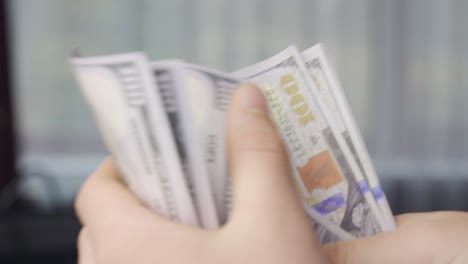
356, 179, 370, 194
312, 193, 346, 215
372, 185, 384, 200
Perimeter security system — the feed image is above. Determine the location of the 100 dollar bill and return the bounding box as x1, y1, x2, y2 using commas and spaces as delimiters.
152, 61, 221, 228
70, 53, 198, 226
232, 46, 388, 238
302, 44, 396, 229
165, 63, 236, 224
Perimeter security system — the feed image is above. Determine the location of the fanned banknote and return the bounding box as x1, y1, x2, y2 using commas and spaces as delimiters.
152, 61, 220, 228
231, 46, 388, 237
302, 44, 396, 229
70, 53, 198, 226
162, 63, 236, 224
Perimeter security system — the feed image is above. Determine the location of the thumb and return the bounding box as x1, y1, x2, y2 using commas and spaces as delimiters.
323, 212, 468, 263
226, 84, 307, 225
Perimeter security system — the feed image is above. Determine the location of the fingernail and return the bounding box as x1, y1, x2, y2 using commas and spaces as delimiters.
238, 83, 267, 113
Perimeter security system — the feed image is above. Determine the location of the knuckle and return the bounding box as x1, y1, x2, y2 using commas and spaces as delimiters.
74, 157, 112, 216
77, 228, 86, 249
74, 173, 94, 214
74, 179, 88, 214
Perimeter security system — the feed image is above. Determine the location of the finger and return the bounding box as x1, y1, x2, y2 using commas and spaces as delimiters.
395, 211, 468, 226
78, 228, 96, 264
323, 231, 429, 264
226, 84, 307, 224
325, 211, 468, 264
323, 212, 449, 264
74, 157, 161, 239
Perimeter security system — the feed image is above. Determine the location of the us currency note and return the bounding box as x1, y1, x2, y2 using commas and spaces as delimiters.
152, 61, 220, 228
232, 46, 388, 238
70, 53, 198, 226
170, 63, 235, 224
302, 44, 396, 229
153, 62, 241, 224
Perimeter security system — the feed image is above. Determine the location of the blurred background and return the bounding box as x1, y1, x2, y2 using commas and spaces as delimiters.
1, 0, 468, 262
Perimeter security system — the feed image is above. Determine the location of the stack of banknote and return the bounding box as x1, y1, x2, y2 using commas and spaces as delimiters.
70, 43, 396, 243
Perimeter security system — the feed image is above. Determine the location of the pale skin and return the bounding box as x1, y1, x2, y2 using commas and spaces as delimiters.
75, 84, 468, 264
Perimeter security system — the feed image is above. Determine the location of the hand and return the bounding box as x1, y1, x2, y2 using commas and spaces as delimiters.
75, 84, 327, 264
75, 84, 468, 264
324, 211, 468, 263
